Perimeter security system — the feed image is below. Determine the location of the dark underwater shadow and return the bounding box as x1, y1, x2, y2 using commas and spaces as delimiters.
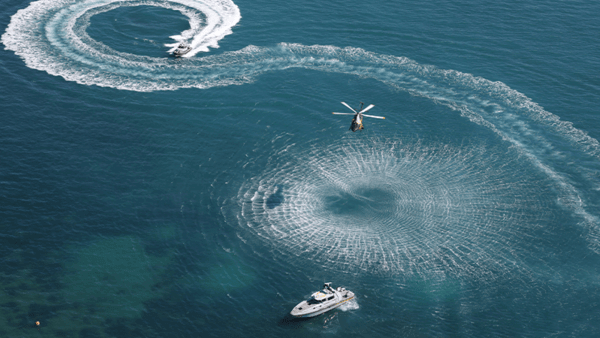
266, 184, 285, 209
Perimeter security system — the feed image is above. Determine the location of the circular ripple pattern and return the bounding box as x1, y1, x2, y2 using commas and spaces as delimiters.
235, 137, 556, 278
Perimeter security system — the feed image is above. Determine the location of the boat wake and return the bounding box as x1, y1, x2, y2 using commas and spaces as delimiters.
4, 0, 600, 272
339, 299, 359, 312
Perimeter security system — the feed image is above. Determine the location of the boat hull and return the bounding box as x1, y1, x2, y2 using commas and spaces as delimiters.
290, 294, 354, 318
173, 48, 191, 57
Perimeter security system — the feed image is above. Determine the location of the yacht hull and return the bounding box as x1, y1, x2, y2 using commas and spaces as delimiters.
291, 295, 355, 318
290, 285, 355, 318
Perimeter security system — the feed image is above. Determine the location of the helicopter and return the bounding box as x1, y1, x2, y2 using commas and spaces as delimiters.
332, 102, 385, 132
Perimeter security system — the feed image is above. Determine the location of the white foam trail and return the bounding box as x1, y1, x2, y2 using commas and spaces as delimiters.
339, 299, 359, 311
3, 0, 599, 253
2, 0, 241, 90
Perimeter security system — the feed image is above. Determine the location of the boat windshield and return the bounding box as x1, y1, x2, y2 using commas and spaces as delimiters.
307, 298, 324, 305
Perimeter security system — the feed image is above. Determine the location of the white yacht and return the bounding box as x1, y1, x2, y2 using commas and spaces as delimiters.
290, 283, 355, 318
173, 42, 191, 57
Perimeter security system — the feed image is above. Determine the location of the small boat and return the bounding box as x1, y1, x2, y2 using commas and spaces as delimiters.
173, 42, 191, 57
290, 282, 355, 318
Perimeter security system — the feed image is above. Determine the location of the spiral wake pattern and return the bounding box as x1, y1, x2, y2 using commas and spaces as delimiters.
4, 0, 600, 263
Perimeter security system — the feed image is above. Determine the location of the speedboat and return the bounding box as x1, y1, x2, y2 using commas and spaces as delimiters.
290, 283, 355, 318
173, 42, 191, 57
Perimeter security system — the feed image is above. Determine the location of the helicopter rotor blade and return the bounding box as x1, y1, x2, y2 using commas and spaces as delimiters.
363, 114, 385, 119
359, 104, 375, 114
332, 112, 356, 115
341, 102, 358, 113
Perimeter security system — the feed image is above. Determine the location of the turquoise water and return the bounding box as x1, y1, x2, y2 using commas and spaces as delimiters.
1, 0, 600, 336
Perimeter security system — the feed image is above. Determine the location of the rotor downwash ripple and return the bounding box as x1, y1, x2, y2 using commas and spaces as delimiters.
234, 138, 557, 278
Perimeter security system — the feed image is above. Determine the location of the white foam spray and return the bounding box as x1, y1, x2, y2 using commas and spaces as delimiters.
233, 138, 558, 279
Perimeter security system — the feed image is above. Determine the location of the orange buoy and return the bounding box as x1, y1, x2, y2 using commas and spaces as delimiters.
36, 321, 40, 326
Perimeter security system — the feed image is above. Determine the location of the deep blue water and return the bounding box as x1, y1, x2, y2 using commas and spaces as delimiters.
1, 0, 600, 337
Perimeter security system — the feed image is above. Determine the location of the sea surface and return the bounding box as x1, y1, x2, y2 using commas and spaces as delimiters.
1, 0, 600, 336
